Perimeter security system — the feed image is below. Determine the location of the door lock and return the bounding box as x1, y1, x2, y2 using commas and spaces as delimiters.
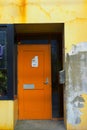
44, 77, 49, 85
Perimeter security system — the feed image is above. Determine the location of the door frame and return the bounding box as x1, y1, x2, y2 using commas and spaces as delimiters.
16, 31, 64, 120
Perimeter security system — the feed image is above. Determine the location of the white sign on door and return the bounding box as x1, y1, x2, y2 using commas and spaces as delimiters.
32, 56, 38, 67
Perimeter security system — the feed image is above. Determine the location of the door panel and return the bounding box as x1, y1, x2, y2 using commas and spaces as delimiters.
18, 44, 52, 119
24, 90, 45, 119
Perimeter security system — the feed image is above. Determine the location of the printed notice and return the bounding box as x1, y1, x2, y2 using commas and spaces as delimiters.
32, 56, 38, 67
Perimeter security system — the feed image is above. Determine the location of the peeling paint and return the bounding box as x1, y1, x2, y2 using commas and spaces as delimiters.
71, 96, 85, 108
66, 42, 87, 125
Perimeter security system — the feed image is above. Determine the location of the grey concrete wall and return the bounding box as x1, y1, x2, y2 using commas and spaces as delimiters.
65, 42, 87, 125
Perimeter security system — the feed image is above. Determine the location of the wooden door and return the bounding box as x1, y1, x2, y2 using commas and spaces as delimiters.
18, 44, 52, 119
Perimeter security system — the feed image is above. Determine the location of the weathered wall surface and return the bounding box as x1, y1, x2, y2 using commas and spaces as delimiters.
65, 19, 87, 130
0, 0, 87, 23
65, 42, 87, 130
0, 0, 87, 130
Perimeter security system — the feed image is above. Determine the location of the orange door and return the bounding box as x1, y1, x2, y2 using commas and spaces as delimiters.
18, 44, 52, 119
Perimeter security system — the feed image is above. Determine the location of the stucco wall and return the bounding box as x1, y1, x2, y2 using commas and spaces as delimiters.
65, 19, 87, 130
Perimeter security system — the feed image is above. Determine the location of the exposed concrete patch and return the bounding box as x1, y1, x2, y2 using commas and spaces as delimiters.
71, 95, 85, 108
66, 42, 87, 125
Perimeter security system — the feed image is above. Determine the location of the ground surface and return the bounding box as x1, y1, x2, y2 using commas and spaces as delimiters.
15, 120, 66, 130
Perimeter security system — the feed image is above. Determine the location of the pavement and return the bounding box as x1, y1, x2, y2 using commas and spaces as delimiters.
15, 120, 66, 130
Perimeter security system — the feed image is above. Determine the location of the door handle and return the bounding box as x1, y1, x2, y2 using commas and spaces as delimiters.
44, 77, 49, 85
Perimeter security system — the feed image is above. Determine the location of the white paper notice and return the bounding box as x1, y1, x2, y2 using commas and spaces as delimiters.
32, 56, 38, 67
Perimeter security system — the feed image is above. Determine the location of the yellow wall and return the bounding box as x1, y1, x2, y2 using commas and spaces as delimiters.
0, 0, 86, 23
65, 18, 87, 53
0, 100, 18, 130
0, 101, 14, 130
0, 0, 87, 130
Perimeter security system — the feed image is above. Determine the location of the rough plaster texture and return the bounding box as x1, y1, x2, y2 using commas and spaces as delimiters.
66, 42, 87, 125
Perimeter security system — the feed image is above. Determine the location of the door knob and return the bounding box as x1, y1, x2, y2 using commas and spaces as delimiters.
44, 77, 49, 85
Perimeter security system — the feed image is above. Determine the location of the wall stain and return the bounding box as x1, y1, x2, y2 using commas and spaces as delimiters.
0, 0, 86, 23
10, 0, 27, 22
19, 0, 26, 22
66, 42, 87, 125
